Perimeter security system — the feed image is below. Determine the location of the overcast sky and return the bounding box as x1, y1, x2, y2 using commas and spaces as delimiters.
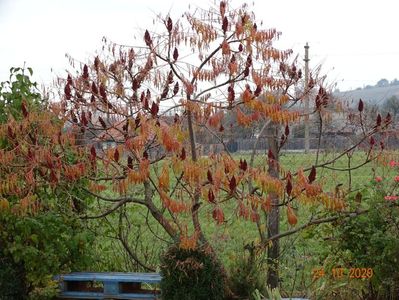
1, 0, 398, 91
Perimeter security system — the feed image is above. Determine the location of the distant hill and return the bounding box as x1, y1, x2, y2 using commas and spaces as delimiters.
334, 85, 399, 108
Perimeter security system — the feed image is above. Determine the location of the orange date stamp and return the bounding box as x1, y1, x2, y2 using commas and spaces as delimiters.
312, 267, 373, 280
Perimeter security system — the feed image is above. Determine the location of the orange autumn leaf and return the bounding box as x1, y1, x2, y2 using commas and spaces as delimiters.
228, 58, 237, 74
139, 159, 150, 179
287, 205, 297, 226
247, 194, 261, 210
159, 191, 189, 213
126, 135, 146, 152
250, 211, 259, 223
221, 40, 230, 55
222, 153, 237, 174
253, 170, 283, 196
296, 168, 307, 186
242, 88, 252, 103
318, 193, 346, 211
183, 80, 194, 96
235, 21, 244, 36
159, 163, 170, 191
127, 170, 144, 184
238, 202, 250, 220
116, 179, 128, 195
169, 200, 189, 213
17, 194, 39, 216
0, 198, 10, 211
89, 182, 107, 193
212, 166, 224, 191
208, 111, 224, 128
179, 231, 198, 250
160, 126, 180, 152
236, 108, 252, 127
183, 161, 203, 185
304, 183, 323, 197
25, 169, 35, 185
261, 195, 272, 212
159, 190, 171, 208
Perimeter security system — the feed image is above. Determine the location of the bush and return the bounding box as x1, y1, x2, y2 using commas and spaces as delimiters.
0, 67, 95, 299
320, 183, 399, 299
160, 245, 226, 300
0, 252, 26, 299
337, 194, 399, 298
0, 210, 95, 299
228, 245, 266, 299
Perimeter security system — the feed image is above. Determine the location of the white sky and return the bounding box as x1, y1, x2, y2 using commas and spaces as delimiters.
0, 0, 398, 91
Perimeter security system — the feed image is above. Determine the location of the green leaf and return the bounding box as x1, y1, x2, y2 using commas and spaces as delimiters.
16, 74, 23, 82
30, 234, 39, 245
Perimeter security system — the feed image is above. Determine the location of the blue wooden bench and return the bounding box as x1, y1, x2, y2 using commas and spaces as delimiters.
53, 272, 161, 299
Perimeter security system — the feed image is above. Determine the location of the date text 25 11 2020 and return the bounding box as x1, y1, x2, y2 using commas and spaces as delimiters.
312, 268, 373, 280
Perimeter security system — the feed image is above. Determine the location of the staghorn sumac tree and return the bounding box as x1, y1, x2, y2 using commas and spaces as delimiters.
57, 1, 394, 291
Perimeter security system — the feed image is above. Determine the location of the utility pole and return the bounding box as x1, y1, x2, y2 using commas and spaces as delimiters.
304, 43, 310, 153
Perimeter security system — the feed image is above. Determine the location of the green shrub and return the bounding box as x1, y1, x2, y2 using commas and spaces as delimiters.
228, 245, 266, 299
0, 67, 95, 299
0, 212, 95, 299
337, 197, 399, 297
320, 185, 399, 299
0, 252, 26, 299
160, 245, 226, 300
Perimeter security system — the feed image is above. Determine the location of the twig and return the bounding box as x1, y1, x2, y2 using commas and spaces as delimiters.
257, 209, 369, 250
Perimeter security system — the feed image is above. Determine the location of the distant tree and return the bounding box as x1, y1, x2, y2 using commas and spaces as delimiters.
390, 78, 399, 86
382, 95, 399, 117
377, 78, 389, 87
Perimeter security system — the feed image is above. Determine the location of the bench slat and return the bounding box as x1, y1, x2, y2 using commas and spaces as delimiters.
55, 272, 161, 283
104, 281, 119, 294
58, 291, 160, 299
55, 272, 161, 300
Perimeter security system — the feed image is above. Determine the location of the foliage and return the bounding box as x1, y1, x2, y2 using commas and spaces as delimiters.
228, 246, 266, 299
160, 244, 226, 300
314, 159, 399, 299
263, 286, 282, 300
0, 67, 42, 123
0, 67, 94, 299
0, 252, 26, 299
0, 212, 94, 299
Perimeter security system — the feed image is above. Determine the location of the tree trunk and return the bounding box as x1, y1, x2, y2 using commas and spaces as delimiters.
186, 109, 207, 244
266, 122, 280, 289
